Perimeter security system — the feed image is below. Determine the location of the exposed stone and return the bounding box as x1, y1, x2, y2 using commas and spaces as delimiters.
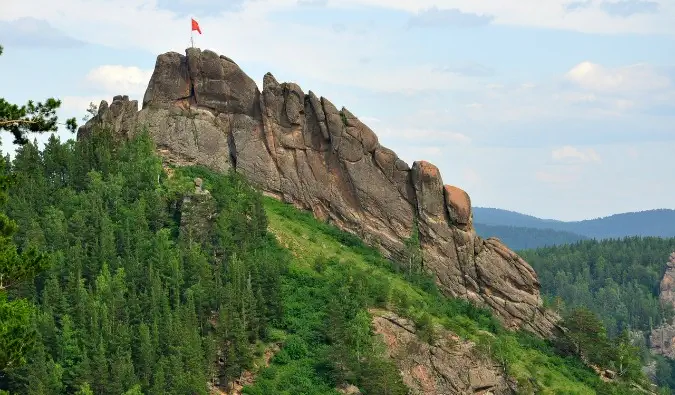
371, 309, 515, 395
77, 96, 139, 140
660, 252, 675, 309
444, 184, 472, 229
649, 252, 675, 358
77, 47, 561, 338
179, 182, 218, 243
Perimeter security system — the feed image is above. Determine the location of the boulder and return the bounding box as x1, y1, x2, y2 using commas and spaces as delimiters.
371, 309, 516, 394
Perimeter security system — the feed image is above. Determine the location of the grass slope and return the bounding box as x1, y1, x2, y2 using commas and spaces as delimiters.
242, 197, 646, 395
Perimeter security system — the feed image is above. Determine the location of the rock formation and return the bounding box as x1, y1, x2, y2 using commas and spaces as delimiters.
78, 47, 560, 338
371, 309, 515, 394
179, 177, 218, 243
650, 252, 675, 358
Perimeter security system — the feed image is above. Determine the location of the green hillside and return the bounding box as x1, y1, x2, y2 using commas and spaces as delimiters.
0, 132, 656, 394
474, 223, 589, 250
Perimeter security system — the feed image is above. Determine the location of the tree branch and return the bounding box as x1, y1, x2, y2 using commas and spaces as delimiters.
0, 119, 41, 126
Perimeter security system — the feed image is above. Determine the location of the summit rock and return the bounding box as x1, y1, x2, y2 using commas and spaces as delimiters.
78, 48, 561, 338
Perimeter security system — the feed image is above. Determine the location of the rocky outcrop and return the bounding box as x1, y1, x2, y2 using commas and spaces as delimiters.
179, 178, 218, 242
77, 47, 560, 338
371, 309, 515, 394
649, 252, 675, 358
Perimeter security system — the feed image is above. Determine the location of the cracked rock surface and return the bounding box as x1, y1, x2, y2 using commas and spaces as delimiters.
371, 309, 515, 395
77, 47, 561, 338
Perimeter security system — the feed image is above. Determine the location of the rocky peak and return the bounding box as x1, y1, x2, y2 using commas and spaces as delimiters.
77, 47, 561, 338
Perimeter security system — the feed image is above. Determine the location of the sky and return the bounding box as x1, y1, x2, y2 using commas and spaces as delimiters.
0, 0, 674, 221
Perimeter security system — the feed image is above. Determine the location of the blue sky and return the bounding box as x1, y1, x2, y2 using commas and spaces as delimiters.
1, 0, 674, 220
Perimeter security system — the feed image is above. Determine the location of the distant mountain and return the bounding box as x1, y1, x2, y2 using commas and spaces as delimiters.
474, 207, 675, 239
473, 223, 588, 251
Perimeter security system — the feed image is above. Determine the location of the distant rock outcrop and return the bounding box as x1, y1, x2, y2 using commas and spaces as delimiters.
78, 48, 560, 338
650, 252, 675, 358
179, 177, 218, 243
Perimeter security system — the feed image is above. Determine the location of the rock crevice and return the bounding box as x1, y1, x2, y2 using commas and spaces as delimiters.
77, 47, 560, 338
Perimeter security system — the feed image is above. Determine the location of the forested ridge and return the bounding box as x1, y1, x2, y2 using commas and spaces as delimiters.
474, 223, 588, 250
474, 207, 675, 239
521, 237, 675, 338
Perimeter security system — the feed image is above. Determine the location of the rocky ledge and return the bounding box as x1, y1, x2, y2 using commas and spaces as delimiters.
371, 309, 516, 394
78, 47, 560, 338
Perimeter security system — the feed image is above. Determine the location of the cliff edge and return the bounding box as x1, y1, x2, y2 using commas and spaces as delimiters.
78, 47, 560, 337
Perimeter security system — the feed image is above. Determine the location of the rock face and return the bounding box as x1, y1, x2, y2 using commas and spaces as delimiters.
77, 48, 560, 338
650, 252, 675, 358
371, 309, 515, 394
179, 178, 218, 243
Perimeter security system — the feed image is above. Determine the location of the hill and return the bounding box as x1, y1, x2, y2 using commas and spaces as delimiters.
474, 223, 589, 251
474, 207, 675, 240
77, 47, 557, 337
0, 131, 655, 394
519, 237, 675, 390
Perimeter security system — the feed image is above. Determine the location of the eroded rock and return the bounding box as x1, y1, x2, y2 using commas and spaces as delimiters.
371, 309, 515, 395
77, 47, 560, 338
179, 178, 218, 242
650, 252, 675, 358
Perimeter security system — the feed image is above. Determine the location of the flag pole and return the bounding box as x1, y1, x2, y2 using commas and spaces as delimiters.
191, 30, 194, 48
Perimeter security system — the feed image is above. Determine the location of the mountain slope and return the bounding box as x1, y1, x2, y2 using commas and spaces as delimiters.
257, 196, 647, 395
474, 223, 589, 251
474, 207, 675, 239
0, 132, 652, 394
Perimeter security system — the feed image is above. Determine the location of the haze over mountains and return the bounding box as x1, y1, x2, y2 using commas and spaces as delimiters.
474, 207, 675, 250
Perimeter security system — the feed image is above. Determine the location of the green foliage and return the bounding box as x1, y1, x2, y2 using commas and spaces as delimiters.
258, 196, 648, 395
0, 296, 34, 371
0, 131, 285, 394
521, 237, 675, 337
553, 307, 645, 383
0, 159, 50, 374
402, 219, 423, 276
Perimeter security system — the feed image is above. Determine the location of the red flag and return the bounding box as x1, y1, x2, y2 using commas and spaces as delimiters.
191, 18, 202, 34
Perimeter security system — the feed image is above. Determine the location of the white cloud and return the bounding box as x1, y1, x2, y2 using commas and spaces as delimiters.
322, 0, 675, 35
551, 145, 601, 163
565, 61, 671, 93
85, 65, 153, 95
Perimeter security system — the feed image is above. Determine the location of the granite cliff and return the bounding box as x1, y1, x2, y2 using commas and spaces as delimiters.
78, 48, 560, 338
